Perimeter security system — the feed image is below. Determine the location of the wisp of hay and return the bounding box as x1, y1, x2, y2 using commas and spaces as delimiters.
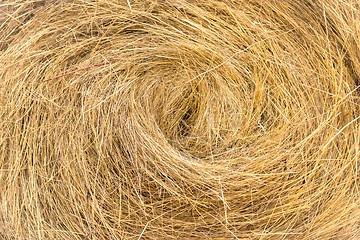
0, 0, 359, 239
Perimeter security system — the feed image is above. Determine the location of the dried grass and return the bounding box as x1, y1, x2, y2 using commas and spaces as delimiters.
0, 0, 359, 239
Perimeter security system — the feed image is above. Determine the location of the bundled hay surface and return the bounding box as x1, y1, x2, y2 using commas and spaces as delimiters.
0, 0, 359, 239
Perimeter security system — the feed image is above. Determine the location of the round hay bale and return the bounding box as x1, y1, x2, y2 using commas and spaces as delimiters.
0, 0, 359, 239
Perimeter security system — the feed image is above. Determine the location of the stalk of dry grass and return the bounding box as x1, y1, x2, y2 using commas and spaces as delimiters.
0, 0, 359, 239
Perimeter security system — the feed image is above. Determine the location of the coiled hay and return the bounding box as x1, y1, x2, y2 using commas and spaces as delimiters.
0, 0, 359, 239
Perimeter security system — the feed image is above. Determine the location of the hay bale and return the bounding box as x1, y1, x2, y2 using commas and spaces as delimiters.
0, 0, 359, 239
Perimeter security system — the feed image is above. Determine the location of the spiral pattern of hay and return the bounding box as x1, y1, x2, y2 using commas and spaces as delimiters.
0, 0, 359, 239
